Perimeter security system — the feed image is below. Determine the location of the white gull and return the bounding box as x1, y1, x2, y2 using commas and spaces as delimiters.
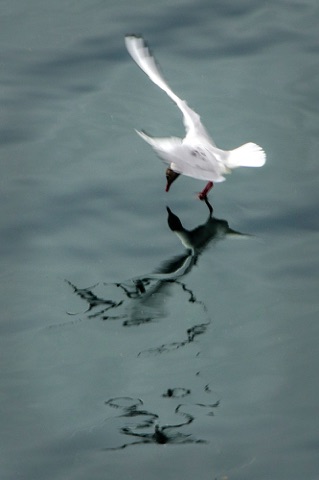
125, 35, 266, 199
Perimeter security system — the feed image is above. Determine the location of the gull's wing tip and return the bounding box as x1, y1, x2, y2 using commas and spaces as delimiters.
124, 35, 150, 60
125, 34, 145, 48
125, 33, 142, 40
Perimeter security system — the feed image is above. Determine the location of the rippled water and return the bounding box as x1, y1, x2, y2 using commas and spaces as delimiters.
2, 1, 319, 479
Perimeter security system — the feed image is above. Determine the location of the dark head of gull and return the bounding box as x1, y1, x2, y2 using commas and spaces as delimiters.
165, 168, 180, 192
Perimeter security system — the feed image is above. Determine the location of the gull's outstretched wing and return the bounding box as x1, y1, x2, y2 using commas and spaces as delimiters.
125, 35, 213, 143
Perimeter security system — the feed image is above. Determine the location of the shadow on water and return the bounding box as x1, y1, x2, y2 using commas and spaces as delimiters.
64, 200, 247, 450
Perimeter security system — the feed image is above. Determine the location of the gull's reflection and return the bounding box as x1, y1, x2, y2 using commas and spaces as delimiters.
167, 197, 244, 257
66, 200, 243, 450
67, 199, 245, 340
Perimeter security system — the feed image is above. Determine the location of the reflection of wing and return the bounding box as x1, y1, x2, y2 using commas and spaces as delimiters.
66, 249, 199, 329
137, 252, 195, 281
122, 254, 196, 326
125, 35, 214, 143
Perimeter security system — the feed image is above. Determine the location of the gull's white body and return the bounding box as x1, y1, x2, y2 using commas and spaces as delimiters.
125, 35, 266, 184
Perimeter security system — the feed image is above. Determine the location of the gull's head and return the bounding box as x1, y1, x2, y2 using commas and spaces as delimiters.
165, 168, 180, 192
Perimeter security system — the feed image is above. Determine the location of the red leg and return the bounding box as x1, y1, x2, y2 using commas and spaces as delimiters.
198, 181, 213, 200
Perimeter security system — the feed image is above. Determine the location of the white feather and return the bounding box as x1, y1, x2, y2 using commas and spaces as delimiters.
125, 35, 266, 185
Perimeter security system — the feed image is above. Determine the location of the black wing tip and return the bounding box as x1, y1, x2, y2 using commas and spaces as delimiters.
125, 35, 152, 52
124, 35, 148, 52
125, 34, 143, 41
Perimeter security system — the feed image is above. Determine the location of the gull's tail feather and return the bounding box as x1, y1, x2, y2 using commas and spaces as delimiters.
226, 142, 266, 168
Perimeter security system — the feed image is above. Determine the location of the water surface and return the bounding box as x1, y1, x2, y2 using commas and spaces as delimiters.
1, 1, 319, 479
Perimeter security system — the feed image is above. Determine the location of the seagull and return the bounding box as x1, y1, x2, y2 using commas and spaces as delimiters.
125, 35, 266, 200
